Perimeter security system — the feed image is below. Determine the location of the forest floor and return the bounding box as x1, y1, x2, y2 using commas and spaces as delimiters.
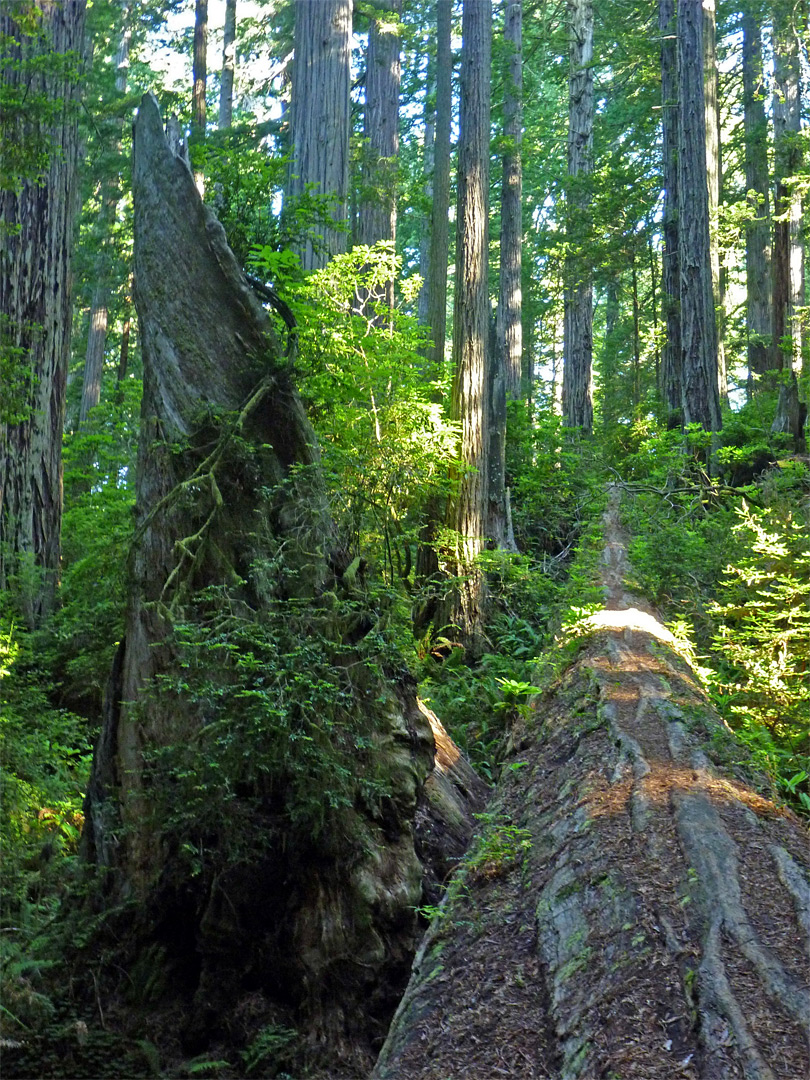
374, 485, 810, 1080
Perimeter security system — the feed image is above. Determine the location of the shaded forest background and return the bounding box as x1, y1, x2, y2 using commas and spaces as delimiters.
0, 0, 808, 1076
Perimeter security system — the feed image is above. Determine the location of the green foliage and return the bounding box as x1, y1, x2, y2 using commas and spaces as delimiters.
465, 811, 532, 879
240, 1024, 298, 1077
142, 576, 406, 877
39, 381, 141, 716
253, 241, 459, 583
618, 419, 810, 811
709, 498, 810, 809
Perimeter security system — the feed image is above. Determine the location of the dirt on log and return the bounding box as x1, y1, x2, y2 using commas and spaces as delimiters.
374, 486, 810, 1080
79, 94, 486, 1077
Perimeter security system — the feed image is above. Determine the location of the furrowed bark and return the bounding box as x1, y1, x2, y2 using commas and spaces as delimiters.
0, 0, 86, 624
374, 487, 810, 1080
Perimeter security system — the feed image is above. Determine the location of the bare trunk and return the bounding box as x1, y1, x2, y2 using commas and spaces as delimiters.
703, 0, 726, 403
562, 0, 594, 433
425, 0, 452, 366
677, 0, 721, 432
288, 0, 351, 271
660, 0, 681, 425
488, 0, 522, 552
441, 0, 492, 650
358, 0, 401, 313
218, 0, 236, 129
191, 0, 207, 193
80, 10, 130, 425
771, 2, 804, 375
374, 488, 810, 1080
742, 2, 773, 378
417, 49, 435, 327
0, 1, 86, 624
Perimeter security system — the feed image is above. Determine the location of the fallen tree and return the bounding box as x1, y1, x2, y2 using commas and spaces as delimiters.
78, 94, 486, 1077
374, 488, 810, 1080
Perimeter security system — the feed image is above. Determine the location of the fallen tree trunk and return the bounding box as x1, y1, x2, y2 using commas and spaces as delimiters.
80, 94, 485, 1076
374, 488, 810, 1080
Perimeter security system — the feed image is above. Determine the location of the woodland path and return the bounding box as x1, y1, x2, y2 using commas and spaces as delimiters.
374, 485, 810, 1080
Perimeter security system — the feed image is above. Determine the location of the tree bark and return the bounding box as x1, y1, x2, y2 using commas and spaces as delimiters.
771, 0, 804, 376
288, 0, 351, 271
742, 0, 773, 378
440, 0, 492, 650
488, 0, 522, 553
218, 0, 236, 129
425, 0, 452, 367
660, 0, 682, 425
374, 487, 810, 1080
80, 9, 130, 425
358, 0, 401, 313
703, 0, 726, 404
0, 0, 86, 625
82, 93, 482, 1075
562, 0, 594, 433
677, 0, 721, 432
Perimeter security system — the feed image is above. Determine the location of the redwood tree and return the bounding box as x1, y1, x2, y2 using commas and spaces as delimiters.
677, 0, 720, 432
288, 0, 351, 271
562, 0, 594, 432
442, 0, 492, 648
0, 0, 86, 624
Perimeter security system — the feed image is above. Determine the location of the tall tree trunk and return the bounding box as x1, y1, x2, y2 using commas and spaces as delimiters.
288, 0, 351, 271
660, 0, 682, 426
191, 0, 207, 193
742, 0, 774, 378
441, 0, 492, 650
425, 0, 453, 366
771, 0, 804, 376
82, 94, 486, 1074
562, 0, 594, 433
0, 1, 86, 625
677, 0, 721, 432
358, 0, 401, 314
489, 0, 522, 552
703, 0, 726, 404
218, 0, 236, 129
498, 0, 523, 401
417, 44, 435, 327
373, 488, 810, 1080
80, 9, 130, 425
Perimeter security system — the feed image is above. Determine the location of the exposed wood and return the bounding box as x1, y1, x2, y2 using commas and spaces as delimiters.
218, 0, 236, 129
659, 0, 681, 424
425, 0, 452, 366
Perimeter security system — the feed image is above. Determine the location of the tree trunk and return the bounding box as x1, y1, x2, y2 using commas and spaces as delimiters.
358, 0, 401, 314
417, 44, 435, 327
703, 0, 726, 404
742, 1, 773, 378
440, 0, 492, 650
498, 0, 523, 401
771, 0, 804, 376
80, 9, 130, 425
191, 0, 207, 192
288, 0, 351, 271
425, 0, 452, 367
0, 1, 86, 625
374, 487, 810, 1080
660, 0, 681, 426
562, 0, 594, 433
82, 93, 482, 1075
218, 0, 236, 129
488, 0, 522, 553
677, 0, 721, 432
